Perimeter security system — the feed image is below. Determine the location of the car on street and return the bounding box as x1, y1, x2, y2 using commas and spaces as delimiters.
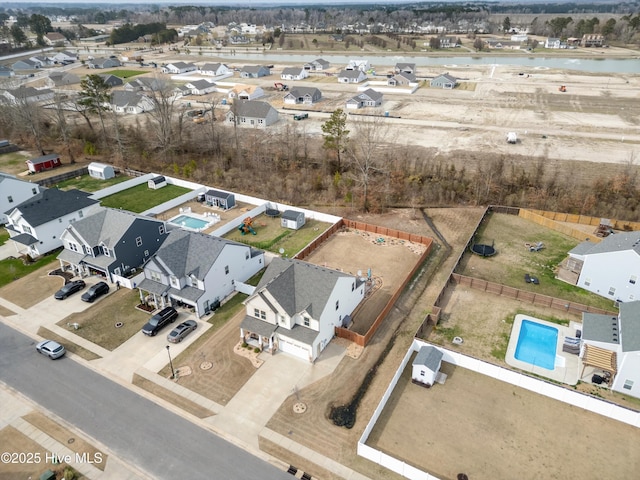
293, 113, 309, 121
81, 281, 110, 302
142, 306, 179, 336
54, 280, 86, 300
36, 340, 66, 359
167, 320, 198, 343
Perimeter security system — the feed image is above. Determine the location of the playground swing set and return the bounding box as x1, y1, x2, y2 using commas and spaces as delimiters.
238, 217, 257, 235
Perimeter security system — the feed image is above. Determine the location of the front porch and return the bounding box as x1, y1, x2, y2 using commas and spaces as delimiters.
240, 315, 278, 355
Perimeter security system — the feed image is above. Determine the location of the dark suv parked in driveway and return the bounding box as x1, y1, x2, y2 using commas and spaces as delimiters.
141, 307, 178, 336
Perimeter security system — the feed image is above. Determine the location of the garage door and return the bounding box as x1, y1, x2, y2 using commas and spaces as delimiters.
278, 337, 310, 360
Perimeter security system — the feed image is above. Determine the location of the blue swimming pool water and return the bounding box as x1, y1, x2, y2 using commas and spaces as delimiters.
514, 320, 558, 370
171, 214, 209, 230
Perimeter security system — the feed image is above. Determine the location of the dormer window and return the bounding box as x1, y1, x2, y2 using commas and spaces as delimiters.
102, 246, 110, 257
136, 236, 143, 247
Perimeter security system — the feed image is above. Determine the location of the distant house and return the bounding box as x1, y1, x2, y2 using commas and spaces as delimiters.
545, 37, 562, 49
123, 77, 163, 92
228, 85, 264, 101
395, 63, 416, 75
109, 91, 154, 114
44, 32, 66, 46
1, 87, 54, 104
240, 65, 270, 78
87, 162, 115, 180
88, 57, 121, 69
411, 345, 444, 387
337, 69, 367, 84
240, 257, 366, 362
226, 100, 278, 128
430, 73, 458, 89
138, 229, 265, 318
200, 63, 231, 76
439, 36, 458, 48
98, 74, 124, 88
204, 189, 235, 210
583, 34, 604, 47
0, 173, 41, 225
281, 67, 308, 81
304, 58, 330, 71
4, 188, 101, 257
46, 72, 80, 87
29, 56, 50, 68
26, 154, 62, 173
12, 59, 40, 70
283, 87, 322, 105
346, 89, 383, 109
0, 66, 14, 78
148, 176, 167, 189
388, 72, 415, 86
185, 79, 217, 96
57, 208, 169, 283
281, 210, 305, 230
346, 59, 370, 72
161, 62, 197, 74
229, 35, 250, 45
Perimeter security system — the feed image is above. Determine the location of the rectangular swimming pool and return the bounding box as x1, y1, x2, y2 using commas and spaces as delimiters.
514, 319, 558, 370
170, 214, 209, 230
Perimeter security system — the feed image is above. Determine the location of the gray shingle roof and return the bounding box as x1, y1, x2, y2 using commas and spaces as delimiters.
205, 189, 232, 199
242, 65, 266, 74
413, 345, 443, 372
282, 210, 303, 221
338, 69, 364, 79
68, 208, 160, 248
287, 87, 320, 98
190, 79, 215, 89
233, 100, 274, 119
111, 91, 146, 108
582, 313, 620, 345
619, 302, 640, 352
282, 67, 303, 75
8, 188, 98, 227
255, 257, 354, 318
359, 88, 383, 101
569, 231, 640, 257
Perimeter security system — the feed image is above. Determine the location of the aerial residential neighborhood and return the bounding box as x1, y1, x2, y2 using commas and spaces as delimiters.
1, 1, 640, 480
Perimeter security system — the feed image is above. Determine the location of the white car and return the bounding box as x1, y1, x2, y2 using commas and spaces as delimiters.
36, 340, 66, 359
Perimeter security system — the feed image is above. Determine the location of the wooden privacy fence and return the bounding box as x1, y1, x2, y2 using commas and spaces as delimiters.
450, 273, 616, 316
334, 221, 434, 347
36, 167, 89, 187
294, 219, 344, 261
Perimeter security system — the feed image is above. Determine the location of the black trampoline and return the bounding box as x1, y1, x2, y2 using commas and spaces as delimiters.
265, 208, 280, 217
471, 243, 497, 257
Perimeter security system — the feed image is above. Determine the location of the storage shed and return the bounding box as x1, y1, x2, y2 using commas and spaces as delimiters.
26, 153, 61, 173
205, 189, 235, 210
281, 209, 306, 230
148, 176, 167, 189
412, 345, 444, 388
88, 162, 115, 180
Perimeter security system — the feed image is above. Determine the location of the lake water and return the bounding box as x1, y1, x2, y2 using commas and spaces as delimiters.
216, 52, 640, 74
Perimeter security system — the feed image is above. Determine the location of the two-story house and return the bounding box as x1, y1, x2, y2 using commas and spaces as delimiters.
57, 208, 169, 282
0, 173, 41, 225
240, 257, 365, 362
138, 229, 264, 317
4, 188, 101, 257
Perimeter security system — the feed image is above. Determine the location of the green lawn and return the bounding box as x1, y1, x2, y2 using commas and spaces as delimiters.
0, 151, 29, 175
0, 253, 59, 288
55, 173, 130, 192
104, 69, 147, 79
0, 227, 9, 246
99, 183, 191, 213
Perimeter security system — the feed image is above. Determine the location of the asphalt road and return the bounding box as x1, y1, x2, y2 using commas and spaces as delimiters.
0, 323, 290, 480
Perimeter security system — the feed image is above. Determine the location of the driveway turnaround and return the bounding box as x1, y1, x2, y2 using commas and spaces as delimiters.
0, 323, 290, 480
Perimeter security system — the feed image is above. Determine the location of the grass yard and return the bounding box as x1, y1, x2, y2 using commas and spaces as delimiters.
0, 253, 59, 289
0, 227, 8, 246
54, 173, 130, 192
99, 183, 191, 213
0, 151, 29, 175
224, 215, 331, 256
104, 69, 147, 79
57, 289, 150, 351
457, 212, 614, 310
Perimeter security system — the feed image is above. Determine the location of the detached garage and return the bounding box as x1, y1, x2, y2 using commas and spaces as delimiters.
26, 153, 61, 173
281, 210, 305, 230
88, 162, 115, 180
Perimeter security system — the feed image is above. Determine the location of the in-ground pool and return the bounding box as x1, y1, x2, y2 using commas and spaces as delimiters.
169, 214, 210, 231
514, 319, 558, 370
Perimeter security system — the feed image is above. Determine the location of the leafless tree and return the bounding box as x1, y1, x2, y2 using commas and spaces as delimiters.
3, 90, 48, 155
144, 76, 185, 159
51, 93, 76, 163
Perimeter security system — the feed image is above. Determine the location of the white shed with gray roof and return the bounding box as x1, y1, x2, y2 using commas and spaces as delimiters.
281, 209, 305, 230
412, 345, 443, 387
88, 162, 115, 180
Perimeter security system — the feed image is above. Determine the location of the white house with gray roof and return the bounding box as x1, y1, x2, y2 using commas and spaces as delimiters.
430, 73, 458, 89
303, 58, 330, 71
138, 229, 264, 318
108, 91, 155, 114
200, 63, 231, 76
57, 208, 169, 282
581, 301, 640, 399
283, 87, 322, 105
346, 89, 383, 109
4, 188, 101, 257
566, 231, 640, 303
226, 100, 279, 128
337, 69, 367, 84
161, 62, 197, 74
185, 79, 217, 96
240, 257, 365, 362
0, 173, 41, 225
281, 67, 308, 81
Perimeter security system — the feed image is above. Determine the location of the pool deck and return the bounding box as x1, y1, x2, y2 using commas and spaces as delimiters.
506, 314, 581, 385
156, 200, 255, 235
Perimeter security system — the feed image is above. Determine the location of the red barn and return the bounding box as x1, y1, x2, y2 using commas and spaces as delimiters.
26, 154, 62, 173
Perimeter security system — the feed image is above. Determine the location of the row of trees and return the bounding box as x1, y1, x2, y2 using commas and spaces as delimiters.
0, 81, 638, 219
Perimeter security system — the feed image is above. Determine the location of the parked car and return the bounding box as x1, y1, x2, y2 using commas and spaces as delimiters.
81, 281, 110, 302
36, 340, 66, 359
54, 280, 86, 300
141, 307, 179, 336
167, 320, 198, 343
293, 113, 309, 121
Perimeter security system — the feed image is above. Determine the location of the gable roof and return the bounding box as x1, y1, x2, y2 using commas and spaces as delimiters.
413, 345, 443, 371
358, 88, 383, 102
282, 209, 303, 221
433, 73, 458, 83
619, 302, 640, 352
189, 79, 215, 89
68, 208, 158, 248
395, 62, 416, 70
311, 58, 330, 67
152, 229, 248, 279
205, 189, 233, 199
232, 100, 274, 119
27, 154, 59, 165
7, 188, 98, 226
255, 257, 355, 318
570, 231, 640, 257
338, 69, 364, 79
282, 66, 304, 75
287, 86, 320, 98
111, 91, 148, 108
168, 61, 195, 70
582, 313, 620, 345
201, 62, 227, 71
393, 71, 416, 82
242, 65, 268, 74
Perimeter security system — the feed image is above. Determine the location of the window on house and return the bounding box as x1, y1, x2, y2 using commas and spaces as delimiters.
102, 246, 110, 257
630, 275, 637, 285
144, 250, 149, 257
78, 210, 83, 218
584, 278, 591, 287
59, 218, 63, 223
279, 315, 285, 324
303, 317, 310, 327
7, 196, 12, 203
630, 294, 635, 301
420, 370, 425, 377
69, 243, 78, 252
623, 380, 633, 390
170, 276, 179, 288
32, 188, 37, 194
608, 287, 616, 296
254, 308, 261, 319
225, 265, 229, 275
136, 236, 142, 247
159, 225, 165, 235
150, 271, 162, 283
335, 300, 339, 310
261, 310, 266, 320
23, 226, 32, 234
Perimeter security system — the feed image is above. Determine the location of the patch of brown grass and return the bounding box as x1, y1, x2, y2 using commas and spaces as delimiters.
37, 326, 102, 361
0, 264, 62, 308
